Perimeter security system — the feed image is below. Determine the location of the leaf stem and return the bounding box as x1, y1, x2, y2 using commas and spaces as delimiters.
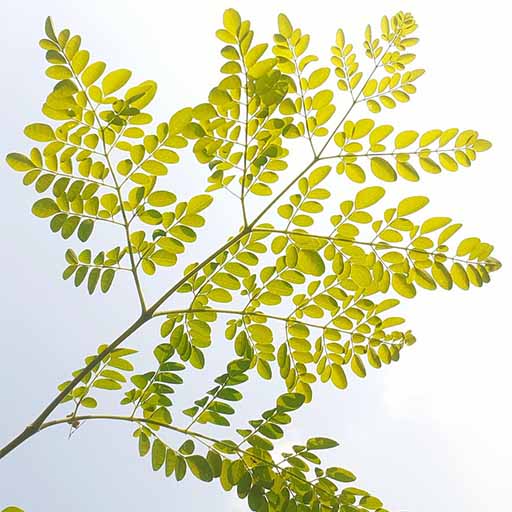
101, 141, 147, 313
250, 228, 486, 266
38, 413, 326, 495
240, 38, 250, 227
58, 41, 147, 313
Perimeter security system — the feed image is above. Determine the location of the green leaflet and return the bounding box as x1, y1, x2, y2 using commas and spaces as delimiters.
32, 198, 59, 218
186, 455, 213, 482
354, 186, 385, 209
397, 196, 429, 216
326, 466, 357, 482
24, 123, 55, 142
306, 437, 339, 450
82, 61, 106, 86
6, 153, 35, 171
370, 157, 397, 181
297, 250, 325, 276
151, 438, 166, 470
102, 69, 132, 95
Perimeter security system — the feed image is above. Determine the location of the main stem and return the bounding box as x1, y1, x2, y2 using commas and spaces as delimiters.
0, 227, 251, 460
0, 314, 148, 460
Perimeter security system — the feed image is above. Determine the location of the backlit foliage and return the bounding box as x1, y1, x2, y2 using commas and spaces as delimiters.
1, 9, 501, 512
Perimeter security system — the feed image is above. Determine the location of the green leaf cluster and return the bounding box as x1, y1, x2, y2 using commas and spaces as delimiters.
2, 9, 502, 512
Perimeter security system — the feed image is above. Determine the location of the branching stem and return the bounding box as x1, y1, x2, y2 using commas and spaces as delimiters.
0, 29, 403, 463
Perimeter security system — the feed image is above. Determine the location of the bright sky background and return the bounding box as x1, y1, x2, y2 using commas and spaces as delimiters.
0, 1, 510, 511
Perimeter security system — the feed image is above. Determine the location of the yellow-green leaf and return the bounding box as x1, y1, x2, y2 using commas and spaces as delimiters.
24, 123, 55, 142
419, 157, 441, 174
297, 250, 325, 276
431, 262, 452, 290
451, 263, 470, 290
326, 466, 357, 482
245, 44, 268, 67
169, 107, 193, 134
6, 153, 35, 172
308, 68, 330, 89
46, 65, 72, 80
395, 130, 418, 149
82, 61, 106, 87
419, 129, 442, 147
306, 437, 339, 450
439, 153, 458, 171
378, 344, 391, 364
209, 87, 232, 105
345, 163, 366, 183
223, 8, 241, 35
308, 165, 331, 187
397, 196, 429, 216
351, 265, 372, 287
187, 194, 213, 214
154, 149, 179, 164
456, 237, 480, 257
331, 364, 348, 389
141, 160, 168, 176
351, 354, 366, 378
392, 273, 416, 298
102, 69, 132, 95
370, 157, 397, 182
353, 119, 375, 139
257, 359, 272, 380
414, 268, 436, 290
355, 186, 385, 209
148, 191, 176, 207
152, 250, 177, 267
208, 289, 232, 303
93, 378, 122, 390
474, 139, 492, 152
248, 324, 273, 344
187, 455, 213, 482
32, 198, 59, 218
125, 80, 157, 109
421, 217, 451, 234
367, 347, 381, 368
278, 13, 293, 38
152, 438, 166, 471
360, 496, 383, 509
45, 16, 58, 42
369, 125, 393, 145
396, 161, 419, 181
101, 269, 115, 293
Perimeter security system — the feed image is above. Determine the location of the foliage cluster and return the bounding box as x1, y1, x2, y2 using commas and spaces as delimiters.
1, 8, 500, 512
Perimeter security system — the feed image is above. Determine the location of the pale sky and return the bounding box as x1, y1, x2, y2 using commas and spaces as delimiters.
0, 1, 510, 511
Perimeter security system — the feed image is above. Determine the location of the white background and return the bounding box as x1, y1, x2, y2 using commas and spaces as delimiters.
0, 1, 510, 511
